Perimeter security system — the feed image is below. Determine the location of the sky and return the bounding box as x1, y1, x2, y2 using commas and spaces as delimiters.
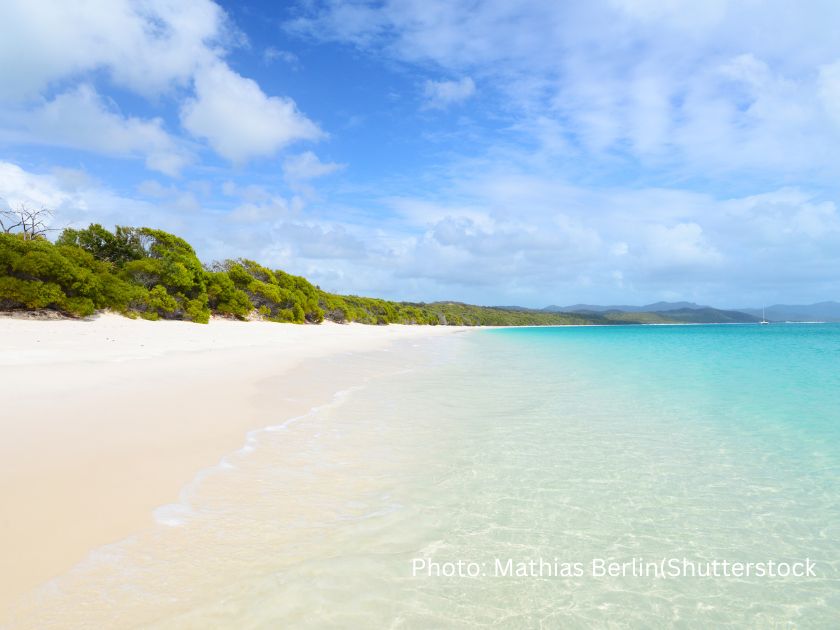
1, 0, 840, 308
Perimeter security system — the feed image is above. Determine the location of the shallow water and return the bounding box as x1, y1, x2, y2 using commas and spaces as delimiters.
7, 325, 840, 628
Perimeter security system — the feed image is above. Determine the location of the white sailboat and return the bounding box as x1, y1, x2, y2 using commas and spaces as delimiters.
760, 306, 770, 325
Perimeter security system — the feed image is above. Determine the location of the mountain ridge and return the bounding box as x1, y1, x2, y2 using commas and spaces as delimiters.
543, 301, 840, 323
543, 301, 706, 313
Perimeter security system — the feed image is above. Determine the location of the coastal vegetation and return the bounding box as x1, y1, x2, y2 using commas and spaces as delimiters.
0, 222, 599, 325
0, 220, 759, 326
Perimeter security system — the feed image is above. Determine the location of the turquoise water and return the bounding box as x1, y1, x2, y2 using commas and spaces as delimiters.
384, 323, 840, 627
9, 324, 840, 628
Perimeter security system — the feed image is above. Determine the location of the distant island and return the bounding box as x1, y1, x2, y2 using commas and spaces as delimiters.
543, 301, 840, 323
0, 223, 833, 326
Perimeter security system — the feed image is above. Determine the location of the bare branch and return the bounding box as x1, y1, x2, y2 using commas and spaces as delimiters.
1, 203, 55, 239
0, 207, 24, 234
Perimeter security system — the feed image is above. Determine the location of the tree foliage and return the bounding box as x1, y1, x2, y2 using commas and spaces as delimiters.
0, 232, 138, 317
57, 224, 146, 264
1, 223, 601, 326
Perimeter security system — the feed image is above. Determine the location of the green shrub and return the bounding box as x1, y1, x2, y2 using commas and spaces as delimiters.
206, 271, 250, 319
57, 224, 146, 264
0, 233, 117, 317
2, 224, 598, 326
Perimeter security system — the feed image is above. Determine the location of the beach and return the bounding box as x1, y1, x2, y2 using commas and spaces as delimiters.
2, 321, 838, 627
0, 314, 466, 615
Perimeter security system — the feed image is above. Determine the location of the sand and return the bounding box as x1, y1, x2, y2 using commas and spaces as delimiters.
0, 313, 466, 613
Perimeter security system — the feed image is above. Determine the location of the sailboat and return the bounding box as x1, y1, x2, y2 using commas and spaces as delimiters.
759, 306, 770, 325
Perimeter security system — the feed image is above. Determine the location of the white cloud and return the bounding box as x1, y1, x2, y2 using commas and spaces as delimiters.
0, 162, 71, 212
220, 181, 272, 203
818, 60, 840, 127
644, 223, 724, 269
611, 242, 629, 256
5, 157, 840, 306
227, 198, 297, 223
136, 179, 199, 211
0, 85, 189, 176
0, 1, 323, 169
0, 161, 191, 234
609, 0, 728, 28
271, 222, 368, 260
289, 0, 840, 180
181, 62, 323, 163
283, 151, 345, 182
423, 77, 476, 109
363, 167, 840, 304
263, 47, 300, 69
5, 2, 840, 306
0, 0, 226, 101
721, 189, 840, 243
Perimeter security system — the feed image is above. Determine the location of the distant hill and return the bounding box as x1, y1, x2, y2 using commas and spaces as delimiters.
644, 308, 757, 324
542, 303, 758, 324
544, 299, 840, 324
595, 307, 757, 324
735, 302, 840, 322
0, 226, 616, 327
544, 301, 705, 313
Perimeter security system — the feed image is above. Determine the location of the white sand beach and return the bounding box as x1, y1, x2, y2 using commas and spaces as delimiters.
0, 314, 466, 613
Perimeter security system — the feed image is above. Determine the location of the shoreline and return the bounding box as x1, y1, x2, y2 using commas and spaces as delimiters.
0, 314, 469, 614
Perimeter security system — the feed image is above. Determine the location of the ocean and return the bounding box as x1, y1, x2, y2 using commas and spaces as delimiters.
9, 324, 840, 628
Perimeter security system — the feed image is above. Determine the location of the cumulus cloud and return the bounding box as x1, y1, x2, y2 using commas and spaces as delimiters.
273, 0, 840, 303
0, 160, 192, 234
272, 222, 368, 260
0, 1, 322, 170
721, 189, 840, 243
0, 162, 71, 212
366, 165, 840, 304
423, 77, 476, 109
288, 0, 840, 180
181, 62, 323, 163
283, 151, 345, 182
0, 0, 225, 101
136, 179, 199, 211
5, 2, 840, 306
0, 85, 189, 175
227, 198, 299, 223
6, 156, 840, 305
643, 223, 724, 270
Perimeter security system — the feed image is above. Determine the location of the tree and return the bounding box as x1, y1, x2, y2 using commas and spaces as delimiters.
57, 224, 146, 264
0, 203, 55, 240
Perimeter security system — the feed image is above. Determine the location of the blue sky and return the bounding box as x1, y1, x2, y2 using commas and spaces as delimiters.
2, 0, 840, 307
